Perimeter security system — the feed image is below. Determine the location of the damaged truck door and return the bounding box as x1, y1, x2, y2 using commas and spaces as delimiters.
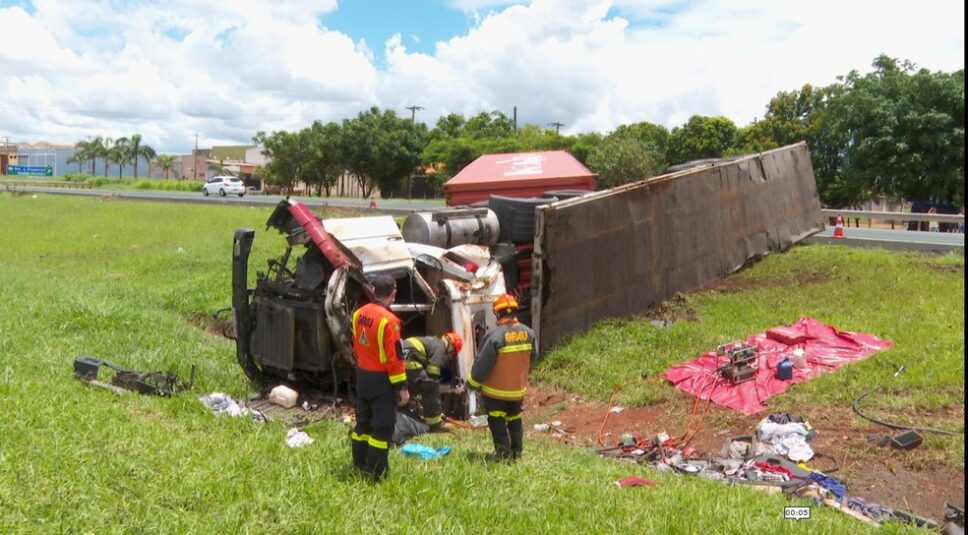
231, 200, 506, 417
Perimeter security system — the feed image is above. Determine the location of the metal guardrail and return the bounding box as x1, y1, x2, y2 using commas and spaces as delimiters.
0, 179, 92, 189
821, 209, 964, 224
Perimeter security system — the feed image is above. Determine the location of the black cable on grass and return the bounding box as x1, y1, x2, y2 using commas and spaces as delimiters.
852, 386, 963, 436
212, 308, 234, 340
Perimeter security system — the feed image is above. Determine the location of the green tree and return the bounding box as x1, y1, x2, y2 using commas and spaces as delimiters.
156, 154, 177, 180
254, 130, 305, 194
339, 106, 427, 198
139, 145, 157, 178
70, 140, 96, 174
666, 115, 737, 165
298, 121, 344, 197
587, 133, 665, 189
610, 121, 670, 157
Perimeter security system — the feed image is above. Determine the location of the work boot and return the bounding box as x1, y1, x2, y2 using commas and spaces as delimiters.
365, 445, 390, 482
509, 430, 524, 461
429, 420, 453, 433
351, 436, 369, 471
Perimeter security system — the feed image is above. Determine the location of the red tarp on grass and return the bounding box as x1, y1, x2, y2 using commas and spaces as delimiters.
660, 317, 894, 415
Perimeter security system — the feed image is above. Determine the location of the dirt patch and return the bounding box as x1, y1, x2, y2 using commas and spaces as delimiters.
698, 268, 832, 294
643, 295, 698, 323
525, 384, 964, 522
926, 262, 964, 274
189, 313, 233, 339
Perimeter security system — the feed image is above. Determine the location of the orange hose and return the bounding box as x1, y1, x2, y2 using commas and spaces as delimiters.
597, 383, 626, 447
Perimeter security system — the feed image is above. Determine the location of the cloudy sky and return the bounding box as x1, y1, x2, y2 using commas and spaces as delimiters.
0, 0, 963, 154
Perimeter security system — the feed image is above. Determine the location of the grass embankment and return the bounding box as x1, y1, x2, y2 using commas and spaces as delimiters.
0, 193, 954, 533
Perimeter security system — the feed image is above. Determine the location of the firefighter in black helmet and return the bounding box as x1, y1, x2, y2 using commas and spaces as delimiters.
468, 294, 537, 462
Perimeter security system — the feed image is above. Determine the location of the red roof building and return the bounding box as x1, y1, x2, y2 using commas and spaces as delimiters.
443, 150, 597, 206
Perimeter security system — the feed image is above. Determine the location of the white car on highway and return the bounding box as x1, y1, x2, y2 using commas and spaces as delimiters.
202, 176, 246, 197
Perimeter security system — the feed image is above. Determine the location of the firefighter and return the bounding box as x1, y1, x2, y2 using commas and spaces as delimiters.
468, 294, 537, 462
350, 274, 409, 481
401, 332, 463, 432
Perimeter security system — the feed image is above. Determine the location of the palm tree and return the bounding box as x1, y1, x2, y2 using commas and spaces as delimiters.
156, 154, 177, 180
113, 137, 129, 178
90, 136, 111, 177
109, 143, 129, 179
138, 145, 156, 178
127, 134, 142, 178
69, 140, 93, 173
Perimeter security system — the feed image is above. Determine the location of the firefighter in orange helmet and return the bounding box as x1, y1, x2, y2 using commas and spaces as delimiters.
350, 274, 409, 481
401, 331, 463, 432
468, 294, 537, 462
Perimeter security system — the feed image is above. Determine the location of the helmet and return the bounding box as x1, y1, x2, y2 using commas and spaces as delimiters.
492, 294, 519, 314
442, 331, 463, 354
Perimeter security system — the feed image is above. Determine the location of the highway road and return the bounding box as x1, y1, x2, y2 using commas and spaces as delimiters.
6, 185, 964, 253
2, 185, 444, 214
804, 226, 964, 253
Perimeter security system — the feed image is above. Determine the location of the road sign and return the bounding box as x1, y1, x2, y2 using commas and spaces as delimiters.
7, 165, 53, 177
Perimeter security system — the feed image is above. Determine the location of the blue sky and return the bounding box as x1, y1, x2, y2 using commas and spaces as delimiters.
320, 0, 476, 61
0, 0, 963, 153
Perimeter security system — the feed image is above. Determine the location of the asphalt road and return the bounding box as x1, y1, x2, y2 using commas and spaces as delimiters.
2, 185, 444, 214
804, 226, 964, 253
6, 185, 965, 253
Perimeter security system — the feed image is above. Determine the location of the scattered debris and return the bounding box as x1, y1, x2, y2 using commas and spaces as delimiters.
400, 443, 452, 460
890, 430, 924, 450
469, 414, 488, 427
285, 427, 314, 448
610, 406, 625, 414
616, 476, 657, 488
74, 355, 194, 396
269, 385, 299, 408
199, 392, 265, 422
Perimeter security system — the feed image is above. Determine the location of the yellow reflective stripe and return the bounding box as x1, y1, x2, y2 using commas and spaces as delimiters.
352, 309, 360, 339
506, 414, 522, 421
351, 432, 371, 442
482, 385, 527, 398
407, 337, 426, 357
425, 365, 441, 376
377, 317, 389, 364
388, 372, 407, 384
488, 410, 507, 418
498, 343, 532, 354
404, 361, 424, 371
367, 437, 389, 450
423, 414, 442, 425
467, 375, 481, 388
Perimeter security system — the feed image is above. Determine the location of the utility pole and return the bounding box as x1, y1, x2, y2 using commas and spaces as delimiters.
193, 133, 199, 181
548, 122, 565, 135
405, 105, 424, 123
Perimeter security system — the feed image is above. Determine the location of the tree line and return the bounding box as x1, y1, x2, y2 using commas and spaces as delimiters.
69, 134, 180, 180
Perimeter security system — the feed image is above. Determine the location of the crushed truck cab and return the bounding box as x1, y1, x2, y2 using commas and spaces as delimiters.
232, 200, 505, 417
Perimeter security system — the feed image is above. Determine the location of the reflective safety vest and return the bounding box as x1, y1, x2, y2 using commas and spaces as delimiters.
352, 303, 406, 385
468, 320, 536, 401
402, 336, 449, 377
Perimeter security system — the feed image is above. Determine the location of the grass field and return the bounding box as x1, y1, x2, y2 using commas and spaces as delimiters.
0, 193, 960, 534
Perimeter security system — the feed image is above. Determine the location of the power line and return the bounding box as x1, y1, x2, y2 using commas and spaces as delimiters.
548, 121, 565, 135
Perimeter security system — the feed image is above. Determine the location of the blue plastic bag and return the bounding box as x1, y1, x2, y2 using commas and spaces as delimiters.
400, 443, 452, 460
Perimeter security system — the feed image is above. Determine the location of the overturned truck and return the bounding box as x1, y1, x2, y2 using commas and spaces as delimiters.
231, 142, 824, 417
232, 200, 505, 417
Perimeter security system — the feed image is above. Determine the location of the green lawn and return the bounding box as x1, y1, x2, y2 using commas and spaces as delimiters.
0, 193, 956, 534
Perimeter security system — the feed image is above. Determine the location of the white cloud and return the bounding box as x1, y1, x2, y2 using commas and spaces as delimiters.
0, 0, 963, 153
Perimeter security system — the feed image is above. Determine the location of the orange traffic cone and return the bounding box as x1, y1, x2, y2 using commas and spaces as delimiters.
369, 197, 377, 209
832, 215, 846, 239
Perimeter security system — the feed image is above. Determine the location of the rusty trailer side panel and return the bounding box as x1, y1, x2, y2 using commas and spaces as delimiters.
532, 142, 823, 350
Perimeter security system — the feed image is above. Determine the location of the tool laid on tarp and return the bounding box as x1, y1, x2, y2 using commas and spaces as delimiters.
661, 317, 894, 415
73, 355, 194, 396
715, 342, 758, 384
